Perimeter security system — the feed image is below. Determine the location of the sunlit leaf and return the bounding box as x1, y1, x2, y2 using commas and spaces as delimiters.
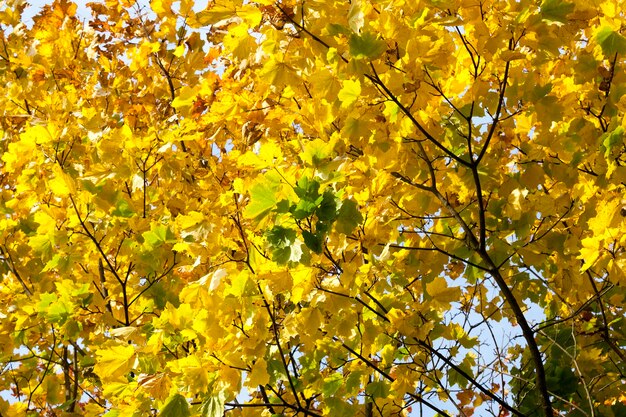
338, 79, 362, 108
94, 345, 136, 380
159, 394, 190, 417
596, 26, 626, 55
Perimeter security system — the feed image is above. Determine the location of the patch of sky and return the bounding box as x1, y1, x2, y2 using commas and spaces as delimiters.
211, 138, 234, 160
292, 122, 304, 135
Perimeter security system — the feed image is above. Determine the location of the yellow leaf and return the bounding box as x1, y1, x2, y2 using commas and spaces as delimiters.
579, 236, 601, 271
588, 200, 620, 233
176, 211, 205, 229
191, 309, 210, 335
110, 326, 144, 344
577, 347, 605, 372
169, 355, 211, 393
22, 124, 53, 144
257, 141, 283, 165
195, 4, 237, 26
173, 44, 186, 57
500, 50, 527, 61
247, 358, 269, 386
172, 86, 197, 110
426, 277, 461, 308
259, 55, 296, 86
338, 79, 361, 108
103, 381, 136, 399
608, 258, 626, 286
5, 401, 28, 417
151, 0, 172, 15
237, 5, 262, 26
94, 344, 136, 380
505, 188, 528, 220
137, 373, 171, 399
224, 271, 250, 297
302, 138, 336, 167
48, 165, 75, 197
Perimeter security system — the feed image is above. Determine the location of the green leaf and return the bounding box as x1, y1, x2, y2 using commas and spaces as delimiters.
160, 394, 191, 417
335, 199, 363, 234
268, 358, 285, 379
64, 319, 81, 338
316, 220, 331, 234
112, 198, 134, 218
324, 397, 354, 417
275, 199, 291, 213
81, 179, 103, 194
349, 32, 386, 59
80, 292, 94, 308
42, 254, 70, 272
322, 373, 343, 397
244, 181, 279, 221
38, 292, 57, 313
531, 83, 553, 101
550, 328, 575, 357
293, 198, 323, 220
596, 26, 626, 56
295, 177, 320, 199
266, 226, 296, 247
448, 355, 476, 387
546, 363, 577, 399
326, 23, 350, 37
316, 191, 337, 221
143, 224, 174, 249
602, 126, 624, 157
344, 370, 364, 394
302, 230, 323, 254
272, 246, 292, 264
199, 393, 225, 417
291, 177, 324, 218
38, 293, 71, 325
28, 233, 53, 257
269, 240, 303, 264
365, 381, 390, 398
540, 0, 574, 24
47, 301, 70, 324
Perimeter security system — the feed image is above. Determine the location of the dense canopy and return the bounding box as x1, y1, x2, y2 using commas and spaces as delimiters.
1, 0, 626, 416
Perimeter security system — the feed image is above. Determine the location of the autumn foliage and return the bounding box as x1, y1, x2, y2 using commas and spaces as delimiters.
1, 0, 626, 416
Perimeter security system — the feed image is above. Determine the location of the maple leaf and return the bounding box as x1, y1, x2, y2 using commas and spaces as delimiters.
159, 393, 191, 417
94, 344, 136, 380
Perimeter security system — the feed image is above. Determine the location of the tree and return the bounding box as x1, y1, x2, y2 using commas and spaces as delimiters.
1, 0, 625, 416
